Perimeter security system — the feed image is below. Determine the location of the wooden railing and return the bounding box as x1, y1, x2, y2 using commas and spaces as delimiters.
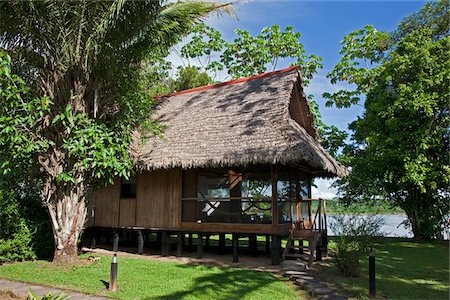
181, 197, 293, 224
292, 198, 327, 232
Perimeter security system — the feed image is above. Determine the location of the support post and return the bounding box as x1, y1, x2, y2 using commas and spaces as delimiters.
137, 230, 144, 255
299, 240, 304, 254
232, 234, 239, 263
316, 244, 322, 261
161, 231, 169, 256
271, 166, 279, 229
197, 233, 203, 259
176, 232, 183, 257
205, 234, 210, 250
219, 234, 226, 255
90, 228, 98, 249
369, 249, 376, 298
270, 235, 281, 265
188, 233, 193, 253
113, 231, 119, 253
250, 235, 258, 257
156, 232, 162, 248
265, 235, 270, 254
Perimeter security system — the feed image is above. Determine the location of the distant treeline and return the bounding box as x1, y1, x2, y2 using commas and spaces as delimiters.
325, 200, 404, 215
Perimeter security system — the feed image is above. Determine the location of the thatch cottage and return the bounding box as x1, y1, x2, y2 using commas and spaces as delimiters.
86, 66, 346, 265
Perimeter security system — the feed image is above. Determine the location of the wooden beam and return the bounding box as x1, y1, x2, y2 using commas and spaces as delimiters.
271, 165, 279, 229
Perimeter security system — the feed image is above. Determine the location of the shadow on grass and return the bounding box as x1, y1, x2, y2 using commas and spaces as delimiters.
100, 279, 109, 289
314, 237, 449, 299
145, 265, 277, 300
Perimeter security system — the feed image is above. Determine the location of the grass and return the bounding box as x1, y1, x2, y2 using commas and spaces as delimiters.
311, 237, 449, 300
0, 254, 303, 300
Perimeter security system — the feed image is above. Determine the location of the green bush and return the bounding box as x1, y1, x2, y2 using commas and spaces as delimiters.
0, 186, 52, 263
330, 213, 383, 277
0, 220, 36, 263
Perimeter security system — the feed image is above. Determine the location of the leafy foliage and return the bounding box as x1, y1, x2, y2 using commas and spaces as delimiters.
181, 24, 323, 83
179, 23, 347, 155
171, 65, 214, 92
325, 0, 449, 240
28, 290, 70, 300
330, 213, 383, 277
0, 0, 229, 260
0, 190, 36, 264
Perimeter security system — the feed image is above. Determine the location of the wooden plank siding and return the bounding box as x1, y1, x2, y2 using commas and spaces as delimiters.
89, 169, 182, 230
135, 168, 182, 229
91, 177, 121, 227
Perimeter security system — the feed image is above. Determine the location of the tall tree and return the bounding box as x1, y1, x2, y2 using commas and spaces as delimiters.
178, 23, 347, 154
324, 0, 449, 240
0, 0, 230, 262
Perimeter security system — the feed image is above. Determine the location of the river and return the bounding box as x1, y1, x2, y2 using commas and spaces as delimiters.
327, 214, 449, 239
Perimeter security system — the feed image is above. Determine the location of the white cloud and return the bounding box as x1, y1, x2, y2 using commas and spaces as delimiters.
312, 177, 339, 199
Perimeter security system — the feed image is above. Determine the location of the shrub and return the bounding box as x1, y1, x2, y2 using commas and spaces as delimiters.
0, 186, 52, 263
330, 212, 383, 277
0, 220, 36, 263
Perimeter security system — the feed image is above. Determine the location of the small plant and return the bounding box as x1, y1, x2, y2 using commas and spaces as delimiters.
27, 289, 70, 300
330, 211, 383, 277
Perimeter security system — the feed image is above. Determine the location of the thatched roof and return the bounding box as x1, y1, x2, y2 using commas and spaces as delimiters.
133, 66, 347, 178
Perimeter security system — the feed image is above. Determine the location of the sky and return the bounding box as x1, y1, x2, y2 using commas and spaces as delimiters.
171, 0, 427, 199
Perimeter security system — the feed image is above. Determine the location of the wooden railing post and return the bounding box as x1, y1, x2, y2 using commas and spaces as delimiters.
271, 165, 278, 228
318, 199, 322, 231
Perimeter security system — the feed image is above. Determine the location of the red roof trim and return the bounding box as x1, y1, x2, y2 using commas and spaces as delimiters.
155, 65, 300, 99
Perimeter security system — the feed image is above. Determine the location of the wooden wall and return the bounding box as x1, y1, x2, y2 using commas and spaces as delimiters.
88, 168, 182, 230
135, 168, 182, 229
90, 177, 121, 227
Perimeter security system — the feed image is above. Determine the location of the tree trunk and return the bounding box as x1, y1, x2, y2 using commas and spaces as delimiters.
46, 181, 87, 263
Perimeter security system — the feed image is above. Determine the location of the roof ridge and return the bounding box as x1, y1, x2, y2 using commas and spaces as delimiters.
155, 65, 300, 99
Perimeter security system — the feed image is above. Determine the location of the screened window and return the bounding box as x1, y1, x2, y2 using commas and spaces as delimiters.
121, 175, 137, 198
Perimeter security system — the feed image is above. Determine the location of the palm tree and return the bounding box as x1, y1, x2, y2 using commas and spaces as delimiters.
0, 0, 231, 262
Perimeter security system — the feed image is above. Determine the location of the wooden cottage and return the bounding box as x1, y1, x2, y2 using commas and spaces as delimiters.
86, 66, 346, 265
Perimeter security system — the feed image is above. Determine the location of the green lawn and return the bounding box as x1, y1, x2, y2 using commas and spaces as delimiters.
311, 237, 449, 300
0, 254, 302, 300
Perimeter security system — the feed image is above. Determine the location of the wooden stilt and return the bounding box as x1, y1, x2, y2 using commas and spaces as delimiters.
161, 231, 169, 256
137, 230, 144, 255
265, 235, 270, 254
205, 234, 210, 250
299, 240, 304, 254
197, 233, 203, 259
271, 235, 281, 265
113, 231, 119, 252
250, 235, 258, 257
188, 233, 193, 253
90, 228, 98, 249
219, 234, 226, 255
156, 232, 162, 248
232, 234, 238, 263
177, 232, 183, 257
